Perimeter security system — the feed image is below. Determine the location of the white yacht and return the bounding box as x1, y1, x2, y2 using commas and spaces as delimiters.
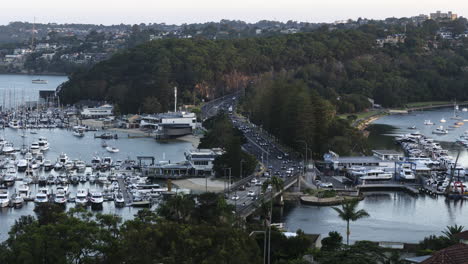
73, 130, 84, 137
424, 120, 434, 125
103, 157, 113, 166
2, 142, 15, 154
54, 189, 67, 204
74, 160, 86, 171
114, 192, 125, 206
359, 169, 393, 181
30, 142, 40, 154
58, 153, 68, 164
18, 184, 30, 199
75, 189, 88, 206
440, 118, 447, 123
433, 126, 448, 135
12, 195, 24, 208
43, 160, 53, 171
399, 168, 416, 180
38, 137, 49, 151
106, 146, 119, 153
64, 160, 74, 171
9, 120, 20, 129
91, 156, 101, 168
17, 159, 28, 172
0, 188, 10, 207
34, 188, 49, 203
90, 191, 104, 206
25, 152, 33, 163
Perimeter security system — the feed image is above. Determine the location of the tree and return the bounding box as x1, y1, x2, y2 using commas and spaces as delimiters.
442, 224, 464, 242
321, 231, 343, 252
332, 199, 369, 245
142, 96, 162, 114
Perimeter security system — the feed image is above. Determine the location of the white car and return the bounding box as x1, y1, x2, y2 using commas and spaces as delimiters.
277, 156, 283, 160
251, 178, 258, 184
247, 190, 255, 197
231, 195, 240, 200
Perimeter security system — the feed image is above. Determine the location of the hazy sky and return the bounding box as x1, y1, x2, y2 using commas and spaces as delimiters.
2, 0, 467, 25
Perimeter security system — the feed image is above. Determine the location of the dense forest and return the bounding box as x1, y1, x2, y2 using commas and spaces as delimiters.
59, 19, 468, 114
57, 19, 468, 155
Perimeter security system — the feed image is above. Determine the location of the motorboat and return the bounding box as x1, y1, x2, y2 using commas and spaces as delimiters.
359, 169, 393, 181
12, 195, 24, 208
440, 118, 447, 123
35, 153, 45, 166
73, 130, 84, 137
9, 120, 20, 129
44, 160, 53, 171
47, 174, 57, 185
3, 168, 17, 187
25, 152, 33, 163
54, 162, 63, 171
399, 168, 416, 180
2, 142, 15, 154
103, 157, 113, 166
38, 175, 47, 185
74, 160, 86, 171
32, 79, 48, 84
34, 188, 49, 203
54, 188, 67, 205
91, 156, 101, 169
75, 189, 88, 206
463, 108, 468, 112
106, 146, 119, 153
433, 126, 448, 135
90, 191, 104, 207
0, 188, 10, 207
30, 160, 40, 170
424, 120, 434, 125
38, 137, 49, 151
58, 153, 68, 164
30, 142, 40, 154
64, 161, 74, 171
17, 159, 28, 172
18, 184, 30, 199
114, 192, 125, 206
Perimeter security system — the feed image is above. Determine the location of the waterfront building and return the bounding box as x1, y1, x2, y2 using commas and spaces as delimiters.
141, 148, 224, 178
81, 104, 113, 118
140, 111, 197, 138
324, 150, 403, 170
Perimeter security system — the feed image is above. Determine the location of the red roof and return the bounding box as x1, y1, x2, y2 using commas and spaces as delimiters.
421, 243, 468, 264
454, 231, 468, 240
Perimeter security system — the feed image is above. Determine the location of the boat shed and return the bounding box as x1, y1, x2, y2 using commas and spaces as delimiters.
324, 150, 399, 170
372, 150, 404, 161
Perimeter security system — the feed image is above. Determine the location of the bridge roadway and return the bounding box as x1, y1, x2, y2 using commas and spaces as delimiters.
200, 91, 307, 218
236, 173, 301, 219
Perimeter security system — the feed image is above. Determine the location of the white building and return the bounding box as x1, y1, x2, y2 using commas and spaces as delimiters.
140, 112, 197, 130
81, 104, 113, 118
185, 148, 224, 175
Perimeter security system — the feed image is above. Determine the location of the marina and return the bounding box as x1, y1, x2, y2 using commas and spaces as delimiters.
286, 106, 468, 243
0, 74, 209, 241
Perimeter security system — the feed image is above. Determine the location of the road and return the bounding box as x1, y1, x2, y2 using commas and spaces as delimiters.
200, 92, 306, 214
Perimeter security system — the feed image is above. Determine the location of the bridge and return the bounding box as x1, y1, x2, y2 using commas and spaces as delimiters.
235, 173, 301, 219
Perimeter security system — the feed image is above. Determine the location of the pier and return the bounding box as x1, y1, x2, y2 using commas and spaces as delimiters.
357, 184, 420, 195
117, 177, 133, 206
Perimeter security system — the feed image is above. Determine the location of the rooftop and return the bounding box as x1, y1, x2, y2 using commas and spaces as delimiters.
372, 150, 404, 155
421, 243, 468, 264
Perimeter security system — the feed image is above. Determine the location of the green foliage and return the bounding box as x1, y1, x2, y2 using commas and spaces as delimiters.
332, 199, 370, 245
200, 113, 257, 178
0, 194, 262, 264
418, 224, 465, 253
321, 231, 343, 252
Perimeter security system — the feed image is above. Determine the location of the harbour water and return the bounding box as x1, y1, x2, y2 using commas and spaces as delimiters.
0, 74, 195, 241
0, 74, 68, 107
285, 107, 468, 244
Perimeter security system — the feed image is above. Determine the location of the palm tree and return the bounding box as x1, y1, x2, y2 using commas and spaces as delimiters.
332, 199, 369, 245
442, 224, 464, 241
261, 176, 284, 264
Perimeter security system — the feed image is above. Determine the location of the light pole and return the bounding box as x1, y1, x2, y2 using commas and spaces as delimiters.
296, 140, 308, 176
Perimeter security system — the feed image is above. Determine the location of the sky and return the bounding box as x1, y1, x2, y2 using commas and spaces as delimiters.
1, 0, 468, 25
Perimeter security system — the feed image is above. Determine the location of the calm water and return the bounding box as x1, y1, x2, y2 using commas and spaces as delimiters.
0, 74, 68, 108
285, 107, 468, 243
0, 74, 195, 241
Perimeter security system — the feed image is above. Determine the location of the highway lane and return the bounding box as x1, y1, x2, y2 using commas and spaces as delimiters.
200, 93, 303, 212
